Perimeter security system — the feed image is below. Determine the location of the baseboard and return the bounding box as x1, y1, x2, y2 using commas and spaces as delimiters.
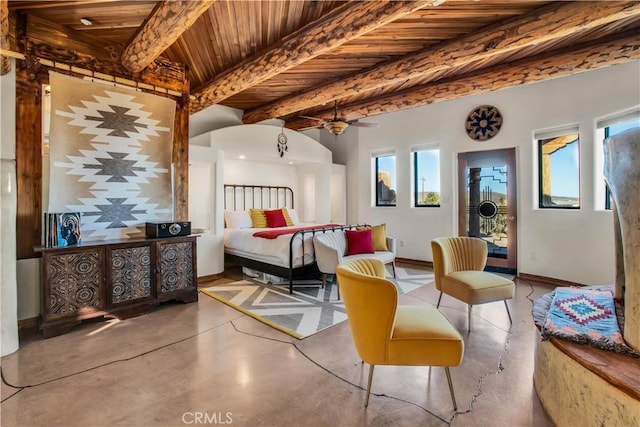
198, 273, 223, 284
18, 317, 38, 331
395, 257, 433, 269
517, 272, 583, 287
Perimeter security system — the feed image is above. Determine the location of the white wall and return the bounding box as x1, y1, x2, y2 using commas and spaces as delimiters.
0, 61, 20, 355
189, 122, 335, 274
352, 61, 640, 285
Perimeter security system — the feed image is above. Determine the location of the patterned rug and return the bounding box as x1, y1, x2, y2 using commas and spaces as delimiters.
201, 266, 434, 339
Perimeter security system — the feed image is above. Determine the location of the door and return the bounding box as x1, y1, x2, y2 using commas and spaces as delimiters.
458, 148, 517, 273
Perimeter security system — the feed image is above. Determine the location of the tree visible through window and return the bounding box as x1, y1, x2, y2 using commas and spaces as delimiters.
414, 149, 440, 207
538, 133, 580, 208
375, 155, 396, 206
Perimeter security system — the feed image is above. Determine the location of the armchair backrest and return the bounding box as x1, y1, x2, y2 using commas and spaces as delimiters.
431, 237, 488, 291
313, 231, 347, 273
336, 258, 397, 365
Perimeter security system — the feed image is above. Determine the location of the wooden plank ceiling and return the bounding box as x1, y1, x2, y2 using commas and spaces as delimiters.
5, 0, 640, 133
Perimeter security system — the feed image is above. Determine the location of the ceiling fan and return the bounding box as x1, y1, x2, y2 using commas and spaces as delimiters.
300, 101, 380, 136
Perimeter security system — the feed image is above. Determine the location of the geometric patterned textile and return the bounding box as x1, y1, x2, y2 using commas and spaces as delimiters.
48, 72, 176, 241
541, 287, 639, 357
201, 267, 434, 339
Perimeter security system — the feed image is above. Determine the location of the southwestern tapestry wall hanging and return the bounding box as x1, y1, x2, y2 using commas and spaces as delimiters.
48, 72, 176, 241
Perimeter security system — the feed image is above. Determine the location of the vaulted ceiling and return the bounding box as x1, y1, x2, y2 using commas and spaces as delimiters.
4, 0, 640, 133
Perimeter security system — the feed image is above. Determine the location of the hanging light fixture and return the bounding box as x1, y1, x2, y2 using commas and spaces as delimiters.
323, 121, 348, 136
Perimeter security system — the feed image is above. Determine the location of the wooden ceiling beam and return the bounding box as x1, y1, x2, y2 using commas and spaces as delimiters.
1, 0, 10, 75
190, 0, 433, 113
121, 0, 214, 73
244, 1, 640, 124
286, 31, 640, 131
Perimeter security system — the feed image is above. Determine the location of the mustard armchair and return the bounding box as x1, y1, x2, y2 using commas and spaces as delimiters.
431, 237, 515, 332
336, 258, 464, 409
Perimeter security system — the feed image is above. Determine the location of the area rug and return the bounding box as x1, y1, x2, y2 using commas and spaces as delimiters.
201, 266, 434, 339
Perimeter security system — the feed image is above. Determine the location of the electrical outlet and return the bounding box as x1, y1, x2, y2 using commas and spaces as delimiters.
530, 252, 536, 261
400, 240, 405, 247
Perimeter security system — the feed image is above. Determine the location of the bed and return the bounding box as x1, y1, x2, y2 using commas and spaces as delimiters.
223, 184, 363, 293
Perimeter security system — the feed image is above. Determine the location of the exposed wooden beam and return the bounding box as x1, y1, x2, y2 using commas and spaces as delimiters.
1, 0, 10, 75
190, 0, 432, 113
245, 1, 640, 124
121, 0, 214, 73
286, 31, 640, 131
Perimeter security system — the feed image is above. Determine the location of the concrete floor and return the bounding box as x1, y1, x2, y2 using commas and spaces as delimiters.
1, 265, 555, 427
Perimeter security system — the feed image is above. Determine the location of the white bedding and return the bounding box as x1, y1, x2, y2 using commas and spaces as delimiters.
224, 223, 319, 268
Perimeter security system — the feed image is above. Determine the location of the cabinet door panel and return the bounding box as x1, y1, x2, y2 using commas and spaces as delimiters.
46, 249, 104, 319
109, 244, 153, 305
158, 240, 195, 294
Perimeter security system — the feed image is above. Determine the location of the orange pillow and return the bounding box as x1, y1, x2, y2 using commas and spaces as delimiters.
249, 209, 268, 228
282, 208, 294, 226
357, 223, 388, 251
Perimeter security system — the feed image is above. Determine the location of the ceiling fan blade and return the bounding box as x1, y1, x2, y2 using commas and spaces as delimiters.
299, 115, 324, 122
350, 121, 380, 128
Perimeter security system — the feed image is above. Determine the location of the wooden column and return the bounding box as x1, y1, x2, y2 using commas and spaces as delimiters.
0, 0, 10, 75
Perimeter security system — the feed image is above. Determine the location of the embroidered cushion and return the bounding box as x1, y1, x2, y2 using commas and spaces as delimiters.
345, 229, 375, 256
541, 287, 638, 356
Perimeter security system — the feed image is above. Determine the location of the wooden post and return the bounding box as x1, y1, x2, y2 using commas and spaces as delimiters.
1, 0, 10, 75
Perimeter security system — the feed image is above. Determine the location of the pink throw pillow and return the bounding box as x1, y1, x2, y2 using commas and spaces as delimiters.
264, 209, 287, 228
345, 229, 374, 256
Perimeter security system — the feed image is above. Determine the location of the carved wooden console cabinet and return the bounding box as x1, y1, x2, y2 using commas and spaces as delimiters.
35, 236, 198, 338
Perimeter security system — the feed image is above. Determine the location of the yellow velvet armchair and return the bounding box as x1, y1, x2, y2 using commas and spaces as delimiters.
336, 258, 464, 409
431, 236, 515, 332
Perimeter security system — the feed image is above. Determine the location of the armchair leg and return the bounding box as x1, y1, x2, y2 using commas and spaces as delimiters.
391, 261, 397, 278
445, 367, 457, 411
365, 364, 375, 407
504, 300, 513, 324
321, 273, 327, 289
468, 304, 472, 332
336, 281, 340, 300
436, 292, 443, 308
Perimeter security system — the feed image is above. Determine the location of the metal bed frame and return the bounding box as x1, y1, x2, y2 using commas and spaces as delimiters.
223, 184, 363, 294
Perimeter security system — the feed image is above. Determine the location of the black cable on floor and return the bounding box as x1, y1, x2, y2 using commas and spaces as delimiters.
0, 320, 231, 403
229, 320, 453, 426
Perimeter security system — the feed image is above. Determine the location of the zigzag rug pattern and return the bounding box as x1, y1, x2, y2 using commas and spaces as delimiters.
201, 267, 434, 339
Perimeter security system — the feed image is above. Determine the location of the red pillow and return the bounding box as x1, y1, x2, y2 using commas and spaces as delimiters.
264, 209, 287, 228
345, 229, 374, 256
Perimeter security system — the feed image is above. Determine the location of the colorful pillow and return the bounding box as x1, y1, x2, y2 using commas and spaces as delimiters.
357, 223, 388, 251
541, 287, 638, 356
284, 208, 299, 225
249, 209, 268, 228
345, 229, 374, 256
282, 208, 294, 226
224, 210, 252, 229
264, 209, 287, 228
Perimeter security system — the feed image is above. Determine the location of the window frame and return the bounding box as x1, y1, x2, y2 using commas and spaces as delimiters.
537, 133, 581, 210
374, 154, 396, 207
413, 149, 440, 208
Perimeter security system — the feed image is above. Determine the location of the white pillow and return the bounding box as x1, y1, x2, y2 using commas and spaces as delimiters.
224, 210, 252, 229
285, 208, 300, 225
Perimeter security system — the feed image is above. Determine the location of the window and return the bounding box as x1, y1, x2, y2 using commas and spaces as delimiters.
413, 148, 440, 207
375, 154, 396, 206
596, 111, 640, 210
537, 130, 580, 209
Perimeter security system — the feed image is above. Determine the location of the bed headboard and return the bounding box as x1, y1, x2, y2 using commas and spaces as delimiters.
224, 184, 294, 211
